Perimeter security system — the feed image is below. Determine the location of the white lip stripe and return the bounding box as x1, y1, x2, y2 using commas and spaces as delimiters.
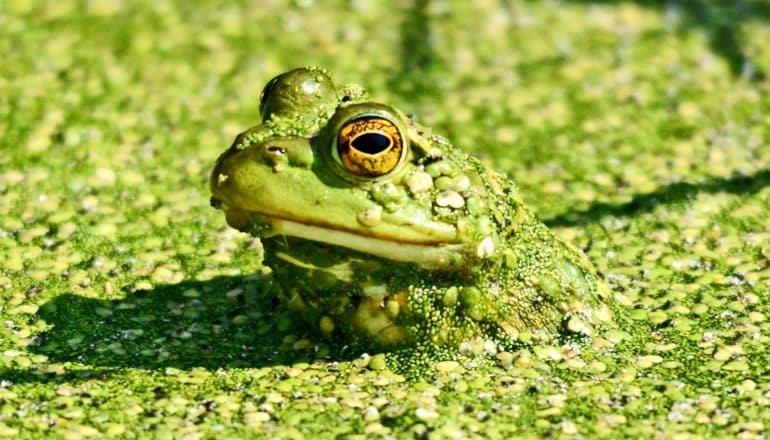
273, 218, 466, 269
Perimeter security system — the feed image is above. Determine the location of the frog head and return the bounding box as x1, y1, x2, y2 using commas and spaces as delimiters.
210, 67, 501, 271
209, 68, 610, 349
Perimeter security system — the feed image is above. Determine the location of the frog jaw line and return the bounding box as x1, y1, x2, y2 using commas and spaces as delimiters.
271, 217, 465, 269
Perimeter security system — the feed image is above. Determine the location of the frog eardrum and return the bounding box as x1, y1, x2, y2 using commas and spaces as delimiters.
336, 115, 403, 177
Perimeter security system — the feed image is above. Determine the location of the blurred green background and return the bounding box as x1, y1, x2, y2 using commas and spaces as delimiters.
2, 0, 770, 438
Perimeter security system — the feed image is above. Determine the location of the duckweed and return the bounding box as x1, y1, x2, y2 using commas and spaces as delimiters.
2, 0, 770, 438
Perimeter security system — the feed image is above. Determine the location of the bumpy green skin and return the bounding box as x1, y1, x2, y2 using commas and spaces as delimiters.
210, 67, 612, 351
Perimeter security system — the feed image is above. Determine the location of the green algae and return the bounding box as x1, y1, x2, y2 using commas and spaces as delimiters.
2, 0, 770, 438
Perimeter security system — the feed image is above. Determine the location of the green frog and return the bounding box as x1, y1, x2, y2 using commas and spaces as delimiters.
209, 67, 612, 352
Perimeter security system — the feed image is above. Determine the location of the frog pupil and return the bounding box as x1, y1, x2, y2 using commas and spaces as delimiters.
352, 133, 391, 154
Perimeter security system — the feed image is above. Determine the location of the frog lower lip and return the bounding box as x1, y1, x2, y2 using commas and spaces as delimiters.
271, 215, 465, 268
218, 204, 465, 269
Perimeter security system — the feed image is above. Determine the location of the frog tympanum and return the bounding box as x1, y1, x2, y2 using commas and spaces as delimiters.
210, 67, 612, 351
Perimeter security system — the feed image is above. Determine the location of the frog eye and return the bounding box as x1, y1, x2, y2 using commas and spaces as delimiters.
337, 117, 403, 177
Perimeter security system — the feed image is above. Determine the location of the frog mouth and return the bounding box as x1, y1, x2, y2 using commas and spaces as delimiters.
211, 198, 466, 269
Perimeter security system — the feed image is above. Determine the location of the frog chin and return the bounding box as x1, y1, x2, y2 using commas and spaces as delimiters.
212, 198, 466, 269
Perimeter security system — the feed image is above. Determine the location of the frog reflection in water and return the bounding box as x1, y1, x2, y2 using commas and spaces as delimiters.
210, 67, 612, 351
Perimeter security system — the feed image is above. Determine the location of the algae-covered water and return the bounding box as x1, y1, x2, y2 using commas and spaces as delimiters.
2, 1, 770, 438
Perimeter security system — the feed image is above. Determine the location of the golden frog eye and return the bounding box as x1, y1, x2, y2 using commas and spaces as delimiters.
337, 117, 403, 177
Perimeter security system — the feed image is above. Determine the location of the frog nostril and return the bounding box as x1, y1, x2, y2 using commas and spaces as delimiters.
263, 145, 289, 169
266, 145, 286, 155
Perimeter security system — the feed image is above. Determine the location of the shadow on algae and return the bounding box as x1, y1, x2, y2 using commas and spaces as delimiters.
544, 169, 770, 227
12, 167, 768, 386
567, 0, 770, 81
392, 0, 770, 83
12, 276, 363, 384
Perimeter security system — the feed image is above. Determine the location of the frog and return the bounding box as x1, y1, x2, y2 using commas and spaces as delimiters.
209, 67, 613, 352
